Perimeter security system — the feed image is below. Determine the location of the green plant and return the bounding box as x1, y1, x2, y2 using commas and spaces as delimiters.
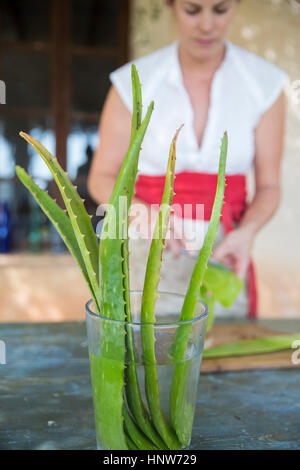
202, 261, 244, 331
16, 65, 300, 450
203, 334, 300, 359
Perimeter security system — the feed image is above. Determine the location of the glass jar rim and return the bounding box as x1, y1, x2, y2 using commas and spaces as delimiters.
86, 290, 208, 327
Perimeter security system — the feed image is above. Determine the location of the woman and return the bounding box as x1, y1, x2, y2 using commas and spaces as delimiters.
88, 0, 286, 317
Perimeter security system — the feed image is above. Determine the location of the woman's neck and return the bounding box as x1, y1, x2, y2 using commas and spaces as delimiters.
178, 41, 227, 79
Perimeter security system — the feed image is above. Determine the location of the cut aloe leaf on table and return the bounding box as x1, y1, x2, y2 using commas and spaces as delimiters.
203, 333, 300, 359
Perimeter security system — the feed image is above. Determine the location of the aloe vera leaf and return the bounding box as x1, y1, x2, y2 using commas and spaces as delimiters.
176, 133, 228, 328
15, 166, 99, 304
171, 133, 228, 358
123, 64, 142, 317
124, 357, 167, 449
122, 67, 167, 450
204, 262, 243, 308
89, 352, 128, 450
125, 329, 167, 449
140, 127, 183, 450
201, 263, 242, 332
130, 64, 142, 144
125, 435, 139, 450
203, 334, 300, 359
200, 285, 215, 332
97, 101, 154, 450
170, 133, 228, 445
123, 64, 143, 318
123, 405, 159, 450
19, 132, 101, 312
99, 100, 154, 321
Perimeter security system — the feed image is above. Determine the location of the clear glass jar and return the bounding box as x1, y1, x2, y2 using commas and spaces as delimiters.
86, 290, 208, 450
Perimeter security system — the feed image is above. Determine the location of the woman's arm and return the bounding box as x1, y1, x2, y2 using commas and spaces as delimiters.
239, 90, 285, 234
88, 85, 132, 205
212, 91, 286, 279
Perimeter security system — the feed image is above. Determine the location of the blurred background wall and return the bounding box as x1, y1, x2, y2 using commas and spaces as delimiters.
0, 0, 299, 320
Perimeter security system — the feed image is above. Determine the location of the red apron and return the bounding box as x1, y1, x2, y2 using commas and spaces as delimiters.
135, 171, 257, 317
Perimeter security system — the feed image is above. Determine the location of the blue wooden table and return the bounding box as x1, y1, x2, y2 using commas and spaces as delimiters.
0, 320, 299, 450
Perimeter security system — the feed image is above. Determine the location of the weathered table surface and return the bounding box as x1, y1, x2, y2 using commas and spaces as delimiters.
0, 319, 299, 450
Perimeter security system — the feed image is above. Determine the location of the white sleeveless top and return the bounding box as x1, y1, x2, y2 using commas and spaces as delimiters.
110, 41, 287, 176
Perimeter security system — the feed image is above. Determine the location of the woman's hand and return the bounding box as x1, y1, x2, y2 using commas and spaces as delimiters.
211, 226, 255, 280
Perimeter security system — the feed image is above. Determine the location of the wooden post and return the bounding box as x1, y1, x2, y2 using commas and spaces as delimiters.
117, 0, 130, 66
51, 0, 71, 171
